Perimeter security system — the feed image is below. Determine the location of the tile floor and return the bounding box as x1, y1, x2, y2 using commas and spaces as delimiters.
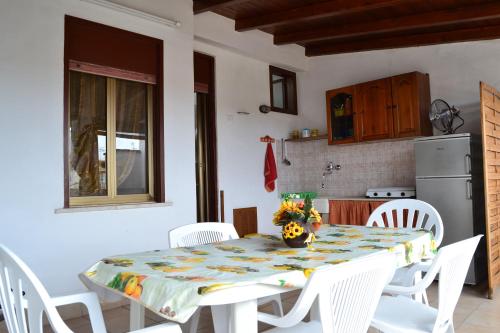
1, 283, 498, 333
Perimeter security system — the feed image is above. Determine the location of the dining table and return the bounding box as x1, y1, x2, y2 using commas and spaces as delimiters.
81, 224, 436, 333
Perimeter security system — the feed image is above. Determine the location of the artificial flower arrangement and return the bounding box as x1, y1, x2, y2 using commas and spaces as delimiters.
273, 195, 322, 248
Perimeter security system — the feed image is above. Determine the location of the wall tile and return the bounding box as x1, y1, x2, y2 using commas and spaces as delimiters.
277, 139, 416, 197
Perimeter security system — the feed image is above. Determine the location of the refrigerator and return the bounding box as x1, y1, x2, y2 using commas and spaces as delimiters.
414, 133, 486, 285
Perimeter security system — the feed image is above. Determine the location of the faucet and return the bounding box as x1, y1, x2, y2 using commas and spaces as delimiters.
321, 162, 341, 189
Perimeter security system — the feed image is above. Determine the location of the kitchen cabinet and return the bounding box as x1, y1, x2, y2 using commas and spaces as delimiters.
391, 72, 432, 138
326, 86, 357, 144
326, 71, 431, 145
356, 78, 393, 141
328, 199, 387, 225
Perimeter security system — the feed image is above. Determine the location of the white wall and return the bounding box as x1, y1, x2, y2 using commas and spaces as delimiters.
0, 0, 196, 296
0, 0, 309, 299
194, 12, 307, 72
193, 41, 306, 234
299, 40, 500, 134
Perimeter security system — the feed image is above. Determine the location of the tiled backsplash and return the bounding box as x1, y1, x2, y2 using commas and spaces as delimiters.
277, 138, 416, 197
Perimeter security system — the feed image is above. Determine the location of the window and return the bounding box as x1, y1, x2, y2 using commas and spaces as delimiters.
68, 71, 154, 206
64, 16, 164, 207
269, 65, 298, 115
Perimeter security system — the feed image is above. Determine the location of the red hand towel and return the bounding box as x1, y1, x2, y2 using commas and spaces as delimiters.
264, 142, 277, 192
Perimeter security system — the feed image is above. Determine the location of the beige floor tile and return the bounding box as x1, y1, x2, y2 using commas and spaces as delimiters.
463, 307, 500, 328
457, 322, 500, 333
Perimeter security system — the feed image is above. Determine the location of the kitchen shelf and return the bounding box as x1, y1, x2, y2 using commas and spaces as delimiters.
285, 134, 328, 142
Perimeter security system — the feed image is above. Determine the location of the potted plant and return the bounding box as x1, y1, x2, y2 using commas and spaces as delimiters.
273, 195, 322, 248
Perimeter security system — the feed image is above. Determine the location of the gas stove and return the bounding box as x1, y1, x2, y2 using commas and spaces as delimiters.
366, 187, 416, 199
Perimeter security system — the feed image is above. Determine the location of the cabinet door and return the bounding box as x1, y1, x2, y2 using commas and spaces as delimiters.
326, 86, 357, 145
356, 79, 393, 141
392, 73, 419, 137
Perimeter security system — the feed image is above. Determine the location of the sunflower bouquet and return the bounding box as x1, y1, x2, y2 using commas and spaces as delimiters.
273, 195, 322, 247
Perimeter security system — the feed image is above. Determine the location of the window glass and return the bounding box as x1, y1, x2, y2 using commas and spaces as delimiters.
69, 72, 107, 197
269, 66, 297, 115
115, 79, 149, 195
272, 74, 285, 109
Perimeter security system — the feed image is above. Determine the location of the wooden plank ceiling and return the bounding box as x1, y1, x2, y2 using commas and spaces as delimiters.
193, 0, 500, 56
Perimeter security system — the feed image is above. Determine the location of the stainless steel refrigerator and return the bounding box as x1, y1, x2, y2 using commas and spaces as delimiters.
414, 133, 486, 285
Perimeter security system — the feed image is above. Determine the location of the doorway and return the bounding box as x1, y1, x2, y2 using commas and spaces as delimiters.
194, 52, 218, 222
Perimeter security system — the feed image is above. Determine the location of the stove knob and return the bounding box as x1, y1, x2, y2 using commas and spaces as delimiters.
373, 192, 378, 197
387, 192, 392, 197
401, 192, 406, 197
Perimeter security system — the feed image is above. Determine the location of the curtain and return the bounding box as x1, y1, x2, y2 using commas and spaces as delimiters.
328, 200, 386, 226
69, 73, 148, 197
115, 79, 147, 193
70, 73, 105, 196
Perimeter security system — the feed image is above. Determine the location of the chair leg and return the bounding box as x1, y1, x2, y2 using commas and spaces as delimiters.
271, 300, 283, 317
269, 295, 283, 317
422, 290, 429, 306
412, 271, 426, 304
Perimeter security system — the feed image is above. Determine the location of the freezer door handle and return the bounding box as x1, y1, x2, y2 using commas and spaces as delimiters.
466, 179, 473, 200
465, 154, 472, 174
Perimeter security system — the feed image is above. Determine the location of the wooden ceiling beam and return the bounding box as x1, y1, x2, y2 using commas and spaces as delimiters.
235, 0, 409, 32
276, 2, 500, 45
305, 24, 500, 56
194, 0, 249, 15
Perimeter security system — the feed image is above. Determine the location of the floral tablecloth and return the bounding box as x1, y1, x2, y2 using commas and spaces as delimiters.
83, 224, 436, 323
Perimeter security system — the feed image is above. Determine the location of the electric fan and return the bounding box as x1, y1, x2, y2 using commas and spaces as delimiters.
429, 99, 464, 134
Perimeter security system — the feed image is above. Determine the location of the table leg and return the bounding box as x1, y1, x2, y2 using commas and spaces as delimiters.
130, 301, 145, 330
211, 305, 230, 333
230, 299, 257, 333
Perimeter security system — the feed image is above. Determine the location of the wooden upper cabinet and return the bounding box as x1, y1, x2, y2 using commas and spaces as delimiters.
356, 78, 394, 141
326, 71, 432, 145
391, 72, 432, 138
326, 86, 357, 145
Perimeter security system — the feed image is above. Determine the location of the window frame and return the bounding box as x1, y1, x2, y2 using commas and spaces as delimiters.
68, 74, 155, 207
64, 16, 165, 208
269, 65, 298, 115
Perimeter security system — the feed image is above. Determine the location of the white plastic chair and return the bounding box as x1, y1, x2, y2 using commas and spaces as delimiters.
371, 235, 482, 333
258, 253, 396, 333
0, 244, 181, 333
169, 222, 284, 332
169, 222, 239, 248
367, 199, 444, 303
367, 199, 443, 246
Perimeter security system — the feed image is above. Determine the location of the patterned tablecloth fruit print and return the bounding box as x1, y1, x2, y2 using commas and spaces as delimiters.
83, 224, 436, 323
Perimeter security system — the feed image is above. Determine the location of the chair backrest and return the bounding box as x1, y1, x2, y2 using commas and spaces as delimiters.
275, 253, 396, 333
0, 245, 72, 333
432, 236, 482, 332
366, 199, 444, 246
168, 222, 239, 248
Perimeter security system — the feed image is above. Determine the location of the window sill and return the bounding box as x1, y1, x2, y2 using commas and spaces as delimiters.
54, 201, 173, 214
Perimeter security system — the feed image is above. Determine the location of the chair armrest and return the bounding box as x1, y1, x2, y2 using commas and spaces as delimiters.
258, 312, 287, 327
384, 284, 422, 296
131, 322, 182, 333
384, 262, 436, 297
52, 292, 106, 333
52, 292, 100, 307
405, 262, 432, 277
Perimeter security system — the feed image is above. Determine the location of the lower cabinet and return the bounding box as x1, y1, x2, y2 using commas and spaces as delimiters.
328, 200, 387, 225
